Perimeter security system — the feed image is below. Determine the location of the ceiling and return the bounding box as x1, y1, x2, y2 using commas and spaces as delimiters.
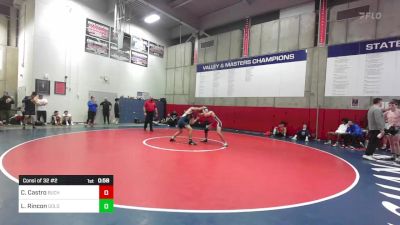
123, 0, 313, 39
0, 0, 13, 16
0, 0, 13, 7
168, 0, 244, 18
0, 0, 314, 40
124, 1, 180, 31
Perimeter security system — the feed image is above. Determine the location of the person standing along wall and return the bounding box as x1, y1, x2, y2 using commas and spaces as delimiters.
143, 97, 158, 131
22, 92, 39, 129
86, 96, 98, 127
114, 98, 120, 124
100, 98, 112, 125
36, 95, 48, 124
0, 92, 15, 124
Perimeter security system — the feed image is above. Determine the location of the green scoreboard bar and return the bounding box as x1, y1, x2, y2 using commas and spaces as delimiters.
19, 175, 114, 213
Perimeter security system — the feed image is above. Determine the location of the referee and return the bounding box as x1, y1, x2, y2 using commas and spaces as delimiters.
143, 97, 158, 131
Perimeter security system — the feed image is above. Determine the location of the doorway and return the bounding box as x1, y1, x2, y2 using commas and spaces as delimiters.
88, 91, 118, 125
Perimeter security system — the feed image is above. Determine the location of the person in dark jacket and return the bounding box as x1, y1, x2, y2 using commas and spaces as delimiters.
166, 110, 178, 127
114, 98, 120, 124
22, 92, 38, 129
292, 124, 311, 141
0, 91, 15, 124
100, 98, 112, 124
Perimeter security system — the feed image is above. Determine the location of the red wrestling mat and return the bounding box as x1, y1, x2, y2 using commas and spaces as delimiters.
1, 129, 358, 212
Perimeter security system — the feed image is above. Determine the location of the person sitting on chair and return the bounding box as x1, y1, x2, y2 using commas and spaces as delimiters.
325, 118, 349, 146
343, 120, 364, 149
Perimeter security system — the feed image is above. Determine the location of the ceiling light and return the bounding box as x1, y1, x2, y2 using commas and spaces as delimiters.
144, 14, 160, 24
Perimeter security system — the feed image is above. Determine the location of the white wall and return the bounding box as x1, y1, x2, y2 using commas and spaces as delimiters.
0, 47, 18, 98
18, 0, 35, 98
19, 0, 168, 121
0, 15, 8, 46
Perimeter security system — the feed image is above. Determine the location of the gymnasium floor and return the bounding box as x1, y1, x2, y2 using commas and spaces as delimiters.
0, 125, 399, 225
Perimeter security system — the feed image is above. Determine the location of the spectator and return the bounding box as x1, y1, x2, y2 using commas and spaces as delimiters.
62, 110, 73, 126
22, 92, 39, 129
114, 98, 120, 124
100, 98, 112, 125
171, 110, 178, 118
324, 118, 349, 146
0, 91, 15, 124
363, 98, 385, 161
159, 115, 167, 124
51, 111, 62, 126
9, 107, 23, 125
343, 120, 364, 149
166, 110, 178, 127
383, 100, 400, 163
86, 96, 98, 127
292, 124, 311, 141
273, 121, 287, 138
36, 95, 48, 124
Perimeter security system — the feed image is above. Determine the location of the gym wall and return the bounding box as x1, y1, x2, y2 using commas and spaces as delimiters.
17, 0, 168, 122
0, 47, 18, 100
0, 9, 18, 102
165, 0, 400, 137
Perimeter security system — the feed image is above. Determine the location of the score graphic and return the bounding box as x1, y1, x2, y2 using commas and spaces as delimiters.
18, 175, 114, 213
99, 185, 114, 213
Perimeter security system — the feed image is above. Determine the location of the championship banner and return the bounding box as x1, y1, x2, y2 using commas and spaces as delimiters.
85, 36, 109, 57
325, 37, 400, 96
318, 0, 327, 46
131, 51, 148, 67
242, 18, 251, 57
110, 43, 130, 62
131, 36, 149, 54
86, 19, 110, 41
194, 37, 199, 64
196, 50, 307, 97
149, 42, 164, 58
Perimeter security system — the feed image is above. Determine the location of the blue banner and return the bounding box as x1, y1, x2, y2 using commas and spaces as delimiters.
328, 36, 400, 58
197, 50, 307, 73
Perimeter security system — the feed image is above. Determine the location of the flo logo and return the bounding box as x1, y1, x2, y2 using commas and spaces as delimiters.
359, 12, 382, 20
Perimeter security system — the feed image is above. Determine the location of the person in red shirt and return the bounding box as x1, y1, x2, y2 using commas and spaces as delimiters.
143, 97, 158, 131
